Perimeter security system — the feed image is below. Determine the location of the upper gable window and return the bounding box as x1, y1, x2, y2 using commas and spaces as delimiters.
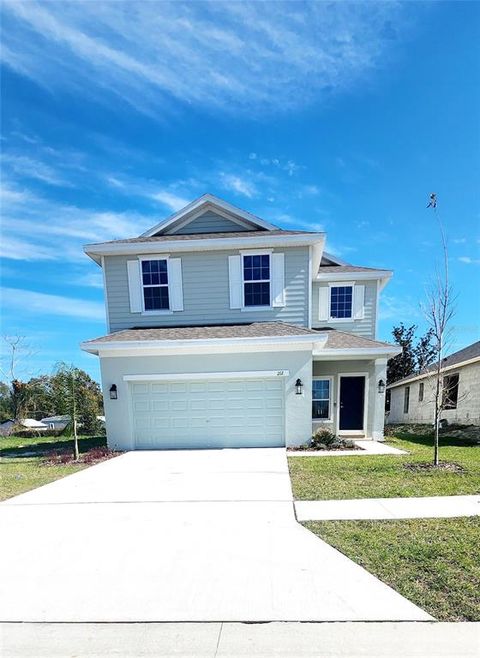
330, 285, 353, 319
243, 254, 270, 307
141, 259, 169, 311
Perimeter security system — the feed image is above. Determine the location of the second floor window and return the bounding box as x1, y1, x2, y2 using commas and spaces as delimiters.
243, 254, 270, 307
330, 285, 353, 319
142, 259, 169, 311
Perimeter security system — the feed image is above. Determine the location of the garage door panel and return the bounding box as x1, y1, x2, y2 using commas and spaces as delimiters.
151, 383, 168, 394
131, 377, 285, 449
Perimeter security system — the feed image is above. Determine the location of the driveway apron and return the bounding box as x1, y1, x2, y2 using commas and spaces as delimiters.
0, 448, 432, 622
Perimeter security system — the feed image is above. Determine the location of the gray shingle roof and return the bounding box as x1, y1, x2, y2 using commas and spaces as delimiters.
85, 322, 319, 344
84, 324, 397, 353
321, 330, 395, 350
388, 340, 480, 387
88, 229, 318, 247
318, 265, 390, 273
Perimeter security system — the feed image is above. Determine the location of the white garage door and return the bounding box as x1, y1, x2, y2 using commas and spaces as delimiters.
130, 377, 285, 449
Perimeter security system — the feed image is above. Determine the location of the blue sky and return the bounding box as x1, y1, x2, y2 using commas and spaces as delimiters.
1, 1, 479, 382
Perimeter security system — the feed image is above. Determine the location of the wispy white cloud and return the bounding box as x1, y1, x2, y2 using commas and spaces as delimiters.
379, 294, 421, 321
1, 236, 58, 261
220, 173, 257, 198
149, 190, 191, 212
1, 287, 105, 321
1, 181, 154, 262
2, 154, 71, 187
458, 256, 480, 265
72, 272, 104, 289
1, 1, 410, 115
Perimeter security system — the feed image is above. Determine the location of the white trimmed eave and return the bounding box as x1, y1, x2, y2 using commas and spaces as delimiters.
316, 270, 392, 287
140, 194, 278, 237
81, 332, 328, 357
313, 345, 402, 360
84, 232, 325, 265
387, 355, 480, 389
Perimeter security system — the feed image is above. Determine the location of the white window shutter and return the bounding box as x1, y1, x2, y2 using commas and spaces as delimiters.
353, 284, 365, 320
168, 258, 184, 311
272, 253, 285, 307
228, 255, 242, 309
318, 287, 329, 321
127, 260, 142, 313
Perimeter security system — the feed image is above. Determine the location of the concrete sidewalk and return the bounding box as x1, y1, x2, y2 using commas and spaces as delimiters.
1, 622, 479, 657
295, 494, 480, 521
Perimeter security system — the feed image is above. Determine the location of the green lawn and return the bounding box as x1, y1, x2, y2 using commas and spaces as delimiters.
305, 517, 480, 621
289, 434, 480, 500
0, 434, 108, 501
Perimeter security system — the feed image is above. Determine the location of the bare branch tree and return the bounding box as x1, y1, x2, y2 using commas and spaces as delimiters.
0, 336, 37, 421
421, 196, 456, 466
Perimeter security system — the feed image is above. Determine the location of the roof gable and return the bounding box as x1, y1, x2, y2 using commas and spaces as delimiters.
141, 194, 278, 237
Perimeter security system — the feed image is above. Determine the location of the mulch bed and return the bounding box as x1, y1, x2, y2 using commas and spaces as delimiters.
403, 461, 466, 473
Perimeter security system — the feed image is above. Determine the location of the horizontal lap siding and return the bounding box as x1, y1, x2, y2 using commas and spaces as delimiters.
312, 280, 377, 338
105, 247, 309, 330
173, 212, 252, 234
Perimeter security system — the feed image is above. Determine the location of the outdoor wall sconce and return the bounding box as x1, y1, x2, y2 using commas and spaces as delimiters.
378, 379, 386, 394
109, 384, 118, 400
295, 378, 304, 395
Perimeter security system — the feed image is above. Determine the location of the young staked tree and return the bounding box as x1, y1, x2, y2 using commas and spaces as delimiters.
422, 196, 455, 466
53, 363, 81, 460
52, 363, 103, 460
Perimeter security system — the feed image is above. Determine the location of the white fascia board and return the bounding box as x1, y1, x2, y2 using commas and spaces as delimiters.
316, 270, 392, 282
84, 233, 325, 263
140, 194, 278, 237
81, 332, 327, 356
386, 355, 480, 389
124, 369, 290, 382
313, 346, 402, 359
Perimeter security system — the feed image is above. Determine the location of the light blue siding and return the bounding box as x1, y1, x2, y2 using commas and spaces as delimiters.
311, 280, 377, 338
170, 211, 254, 235
104, 247, 310, 331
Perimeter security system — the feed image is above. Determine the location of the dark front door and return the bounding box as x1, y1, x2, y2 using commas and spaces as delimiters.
339, 376, 365, 431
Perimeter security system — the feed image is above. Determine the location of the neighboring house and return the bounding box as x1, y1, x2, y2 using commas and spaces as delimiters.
40, 415, 71, 431
81, 194, 400, 451
386, 341, 480, 426
0, 418, 49, 436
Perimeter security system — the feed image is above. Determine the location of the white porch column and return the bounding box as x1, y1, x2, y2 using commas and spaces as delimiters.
372, 358, 388, 441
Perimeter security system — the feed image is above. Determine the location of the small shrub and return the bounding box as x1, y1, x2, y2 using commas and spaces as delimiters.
311, 427, 337, 447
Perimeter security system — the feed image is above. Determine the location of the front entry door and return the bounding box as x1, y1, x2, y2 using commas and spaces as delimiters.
339, 376, 365, 433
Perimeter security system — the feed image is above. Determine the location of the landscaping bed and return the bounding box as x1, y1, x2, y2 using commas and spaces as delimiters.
0, 434, 111, 501
305, 517, 480, 621
288, 433, 480, 500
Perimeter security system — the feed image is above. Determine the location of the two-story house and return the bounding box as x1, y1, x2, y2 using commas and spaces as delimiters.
81, 194, 400, 450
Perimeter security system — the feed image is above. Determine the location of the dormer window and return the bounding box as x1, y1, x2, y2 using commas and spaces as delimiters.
243, 254, 271, 307
141, 259, 169, 310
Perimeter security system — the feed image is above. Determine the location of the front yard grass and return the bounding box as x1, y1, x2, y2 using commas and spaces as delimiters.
288, 434, 480, 500
0, 434, 108, 501
305, 517, 480, 621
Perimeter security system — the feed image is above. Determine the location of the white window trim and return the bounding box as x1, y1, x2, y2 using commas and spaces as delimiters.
328, 281, 355, 322
138, 254, 174, 315
241, 251, 273, 311
312, 376, 333, 422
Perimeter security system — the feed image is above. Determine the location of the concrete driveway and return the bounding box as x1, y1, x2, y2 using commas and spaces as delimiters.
0, 448, 431, 622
